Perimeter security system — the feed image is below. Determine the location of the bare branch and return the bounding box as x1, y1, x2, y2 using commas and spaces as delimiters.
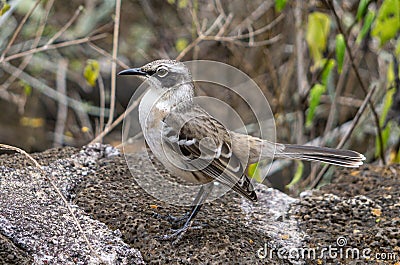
2, 33, 108, 63
54, 59, 69, 147
105, 0, 122, 130
0, 0, 54, 93
0, 0, 41, 61
1, 62, 108, 117
325, 0, 385, 164
90, 91, 145, 145
311, 84, 376, 189
45, 5, 84, 46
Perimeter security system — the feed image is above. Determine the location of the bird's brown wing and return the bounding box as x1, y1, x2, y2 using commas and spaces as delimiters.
162, 105, 257, 202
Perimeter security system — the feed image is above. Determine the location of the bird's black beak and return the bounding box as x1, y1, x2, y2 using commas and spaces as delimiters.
118, 68, 147, 76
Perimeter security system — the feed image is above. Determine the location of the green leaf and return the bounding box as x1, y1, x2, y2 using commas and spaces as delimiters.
380, 61, 396, 125
396, 38, 400, 56
19, 81, 32, 96
375, 124, 391, 157
0, 3, 10, 16
167, 0, 175, 4
335, 34, 345, 74
356, 0, 369, 21
177, 0, 188, 8
286, 161, 304, 189
321, 59, 336, 86
306, 83, 326, 127
247, 162, 263, 183
175, 37, 188, 52
83, 59, 100, 87
275, 0, 287, 12
375, 62, 396, 157
306, 12, 331, 66
371, 0, 400, 46
357, 10, 375, 43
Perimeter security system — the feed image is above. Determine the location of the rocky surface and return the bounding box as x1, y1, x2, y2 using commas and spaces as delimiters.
0, 145, 399, 264
0, 145, 144, 265
293, 166, 400, 265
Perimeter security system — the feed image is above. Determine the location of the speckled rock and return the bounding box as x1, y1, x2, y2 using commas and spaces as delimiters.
291, 165, 400, 265
0, 144, 144, 265
1, 145, 399, 265
74, 150, 302, 264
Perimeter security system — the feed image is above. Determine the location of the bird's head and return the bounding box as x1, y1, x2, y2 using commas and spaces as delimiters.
118, 59, 192, 89
119, 59, 195, 111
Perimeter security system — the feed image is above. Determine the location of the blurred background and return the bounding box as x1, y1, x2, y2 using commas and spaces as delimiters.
0, 0, 399, 193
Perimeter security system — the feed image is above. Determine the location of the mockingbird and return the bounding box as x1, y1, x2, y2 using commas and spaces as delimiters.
119, 59, 365, 242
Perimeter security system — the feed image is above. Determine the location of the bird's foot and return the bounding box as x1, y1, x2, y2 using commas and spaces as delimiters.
157, 221, 206, 244
152, 212, 189, 228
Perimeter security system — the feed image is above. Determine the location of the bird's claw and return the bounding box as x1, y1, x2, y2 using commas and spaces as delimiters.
157, 222, 206, 244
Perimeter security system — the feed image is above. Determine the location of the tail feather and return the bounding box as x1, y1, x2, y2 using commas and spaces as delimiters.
275, 144, 365, 168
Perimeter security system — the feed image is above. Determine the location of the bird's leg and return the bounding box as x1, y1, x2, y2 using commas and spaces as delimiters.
153, 212, 189, 227
158, 182, 214, 243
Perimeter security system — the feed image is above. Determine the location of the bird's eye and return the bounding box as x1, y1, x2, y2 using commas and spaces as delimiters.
156, 66, 168, 78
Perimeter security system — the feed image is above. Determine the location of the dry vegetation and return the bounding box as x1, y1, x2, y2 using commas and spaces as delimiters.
0, 0, 399, 191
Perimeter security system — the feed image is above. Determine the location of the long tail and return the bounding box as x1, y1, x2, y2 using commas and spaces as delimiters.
274, 144, 365, 167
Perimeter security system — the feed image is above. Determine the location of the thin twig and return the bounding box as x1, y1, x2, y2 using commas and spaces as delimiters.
0, 144, 105, 263
0, 0, 54, 92
54, 59, 69, 147
105, 0, 122, 131
310, 84, 376, 189
0, 0, 41, 61
2, 33, 108, 63
233, 1, 274, 33
87, 42, 129, 69
45, 5, 84, 46
2, 61, 109, 116
89, 92, 144, 144
98, 74, 106, 137
325, 0, 385, 164
323, 55, 351, 138
70, 91, 94, 140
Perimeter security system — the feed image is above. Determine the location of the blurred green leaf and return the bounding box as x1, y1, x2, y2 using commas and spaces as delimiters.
396, 38, 400, 56
19, 81, 32, 96
286, 161, 304, 189
380, 61, 396, 125
335, 34, 345, 74
178, 0, 188, 8
375, 62, 396, 157
375, 124, 391, 157
83, 59, 100, 87
0, 3, 10, 16
248, 162, 263, 183
23, 84, 32, 96
306, 12, 331, 65
175, 37, 188, 52
306, 83, 326, 127
321, 59, 336, 86
394, 148, 400, 163
167, 0, 175, 4
371, 0, 400, 46
356, 0, 369, 21
275, 0, 287, 12
357, 10, 375, 44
